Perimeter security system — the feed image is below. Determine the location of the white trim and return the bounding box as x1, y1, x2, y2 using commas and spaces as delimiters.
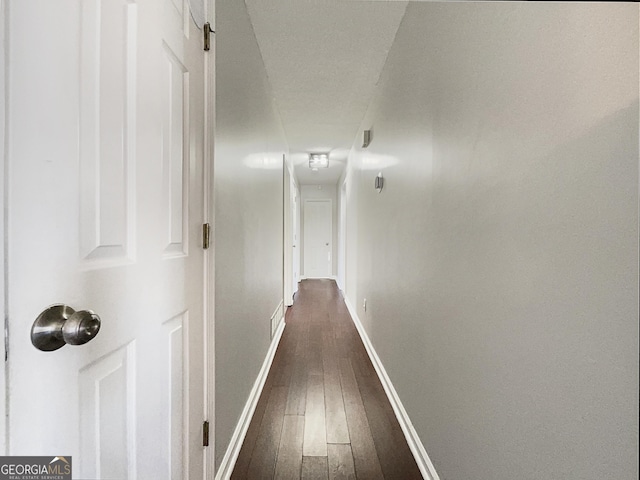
337, 180, 347, 292
214, 318, 286, 480
205, 1, 216, 476
283, 164, 294, 308
343, 296, 440, 480
1, 0, 7, 456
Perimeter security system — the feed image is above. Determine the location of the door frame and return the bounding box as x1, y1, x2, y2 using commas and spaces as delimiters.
283, 162, 299, 306
283, 160, 291, 306
205, 0, 216, 477
337, 180, 347, 292
1, 0, 7, 456
292, 183, 300, 294
302, 198, 333, 279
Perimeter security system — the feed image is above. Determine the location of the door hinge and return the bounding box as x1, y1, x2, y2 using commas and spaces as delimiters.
202, 223, 211, 250
203, 420, 210, 447
204, 22, 214, 51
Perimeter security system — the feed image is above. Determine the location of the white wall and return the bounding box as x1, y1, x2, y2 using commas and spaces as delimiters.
300, 184, 338, 277
214, 0, 287, 468
345, 3, 639, 480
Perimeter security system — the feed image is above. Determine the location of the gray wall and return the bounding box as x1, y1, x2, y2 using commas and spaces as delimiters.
214, 0, 287, 468
345, 3, 639, 480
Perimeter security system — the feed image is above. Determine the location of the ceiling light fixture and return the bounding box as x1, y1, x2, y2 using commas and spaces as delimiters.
309, 153, 329, 169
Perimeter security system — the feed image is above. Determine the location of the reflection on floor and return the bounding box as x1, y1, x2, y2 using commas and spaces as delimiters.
231, 279, 422, 479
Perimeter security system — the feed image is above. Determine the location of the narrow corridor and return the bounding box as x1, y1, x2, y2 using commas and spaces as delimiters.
231, 280, 422, 479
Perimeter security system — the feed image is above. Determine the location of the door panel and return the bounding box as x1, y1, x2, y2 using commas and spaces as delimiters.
79, 0, 137, 263
6, 1, 206, 478
161, 43, 189, 257
164, 314, 186, 480
79, 343, 136, 479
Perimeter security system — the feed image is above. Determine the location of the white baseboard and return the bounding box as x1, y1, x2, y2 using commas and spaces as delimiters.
214, 317, 286, 480
343, 296, 440, 480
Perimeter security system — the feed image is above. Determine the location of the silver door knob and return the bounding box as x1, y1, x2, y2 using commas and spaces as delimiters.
31, 304, 101, 351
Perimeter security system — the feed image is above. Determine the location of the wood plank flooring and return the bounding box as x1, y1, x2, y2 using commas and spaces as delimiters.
231, 279, 422, 480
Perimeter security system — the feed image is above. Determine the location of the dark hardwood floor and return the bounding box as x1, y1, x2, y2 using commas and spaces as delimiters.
231, 279, 423, 480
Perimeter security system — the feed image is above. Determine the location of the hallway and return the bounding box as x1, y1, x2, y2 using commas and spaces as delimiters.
215, 2, 638, 479
231, 280, 422, 479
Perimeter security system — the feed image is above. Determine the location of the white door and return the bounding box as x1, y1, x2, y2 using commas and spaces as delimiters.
303, 199, 332, 278
5, 1, 208, 479
283, 166, 299, 307
292, 182, 300, 297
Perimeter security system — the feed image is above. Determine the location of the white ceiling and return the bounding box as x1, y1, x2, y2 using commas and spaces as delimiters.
244, 0, 408, 185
